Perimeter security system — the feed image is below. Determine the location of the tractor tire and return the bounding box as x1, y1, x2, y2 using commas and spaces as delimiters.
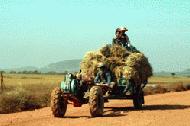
51, 87, 67, 117
133, 95, 143, 109
131, 80, 144, 109
89, 86, 104, 117
133, 90, 144, 109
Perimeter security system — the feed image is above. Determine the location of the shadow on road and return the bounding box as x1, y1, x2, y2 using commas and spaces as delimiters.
63, 116, 89, 119
102, 111, 126, 117
142, 104, 190, 111
64, 112, 126, 118
62, 104, 190, 118
105, 104, 190, 112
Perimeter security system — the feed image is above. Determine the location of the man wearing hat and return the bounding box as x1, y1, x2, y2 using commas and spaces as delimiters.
112, 26, 132, 51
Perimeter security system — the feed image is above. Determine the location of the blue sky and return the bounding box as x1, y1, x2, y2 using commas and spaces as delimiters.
0, 0, 190, 72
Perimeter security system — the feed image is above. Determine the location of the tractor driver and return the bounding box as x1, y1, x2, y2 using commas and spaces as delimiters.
112, 27, 132, 51
94, 63, 113, 86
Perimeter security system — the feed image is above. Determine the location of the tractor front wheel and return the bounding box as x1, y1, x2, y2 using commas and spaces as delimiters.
89, 86, 104, 117
51, 87, 67, 117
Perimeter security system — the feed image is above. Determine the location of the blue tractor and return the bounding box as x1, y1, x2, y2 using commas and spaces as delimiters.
50, 73, 146, 117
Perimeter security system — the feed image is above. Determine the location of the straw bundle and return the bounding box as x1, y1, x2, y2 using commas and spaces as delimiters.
80, 51, 106, 78
125, 53, 152, 83
80, 44, 152, 84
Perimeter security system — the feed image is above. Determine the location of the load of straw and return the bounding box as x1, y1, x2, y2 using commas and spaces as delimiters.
80, 44, 152, 85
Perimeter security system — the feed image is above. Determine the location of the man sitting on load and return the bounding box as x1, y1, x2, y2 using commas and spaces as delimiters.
94, 63, 111, 84
112, 26, 138, 52
94, 63, 116, 88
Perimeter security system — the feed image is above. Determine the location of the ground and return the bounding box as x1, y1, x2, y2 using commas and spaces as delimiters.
1, 90, 190, 126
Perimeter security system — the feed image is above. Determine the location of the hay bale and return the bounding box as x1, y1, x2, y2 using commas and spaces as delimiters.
100, 44, 129, 58
113, 66, 124, 81
80, 44, 152, 84
80, 51, 106, 79
125, 53, 152, 82
80, 45, 129, 80
123, 66, 139, 80
99, 44, 111, 57
106, 57, 126, 71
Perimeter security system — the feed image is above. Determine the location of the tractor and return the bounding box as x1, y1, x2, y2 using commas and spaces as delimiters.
50, 72, 146, 117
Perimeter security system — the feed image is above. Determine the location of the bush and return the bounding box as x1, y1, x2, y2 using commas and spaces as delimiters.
0, 87, 26, 113
183, 83, 190, 90
143, 84, 167, 95
0, 86, 52, 114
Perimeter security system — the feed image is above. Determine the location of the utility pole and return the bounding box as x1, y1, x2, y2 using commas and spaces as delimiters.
0, 71, 4, 92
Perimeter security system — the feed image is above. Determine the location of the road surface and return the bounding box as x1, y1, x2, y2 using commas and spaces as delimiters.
1, 91, 190, 126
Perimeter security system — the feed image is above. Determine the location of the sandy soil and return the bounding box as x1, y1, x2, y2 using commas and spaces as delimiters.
1, 91, 190, 126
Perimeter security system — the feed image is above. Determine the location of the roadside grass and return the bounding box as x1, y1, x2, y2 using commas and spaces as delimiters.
0, 74, 190, 113
0, 74, 64, 114
148, 76, 190, 84
144, 76, 190, 95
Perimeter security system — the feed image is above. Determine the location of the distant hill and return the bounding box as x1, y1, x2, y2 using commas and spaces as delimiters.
177, 69, 190, 76
2, 59, 81, 73
40, 59, 81, 73
1, 66, 39, 72
2, 60, 190, 76
153, 71, 171, 76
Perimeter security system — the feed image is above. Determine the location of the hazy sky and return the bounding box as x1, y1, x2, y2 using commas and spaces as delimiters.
0, 0, 190, 72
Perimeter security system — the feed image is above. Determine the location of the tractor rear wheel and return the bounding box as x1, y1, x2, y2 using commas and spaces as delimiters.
133, 94, 143, 109
133, 88, 144, 109
89, 86, 104, 117
51, 87, 67, 117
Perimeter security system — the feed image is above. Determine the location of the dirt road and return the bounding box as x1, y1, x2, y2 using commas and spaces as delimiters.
1, 91, 190, 126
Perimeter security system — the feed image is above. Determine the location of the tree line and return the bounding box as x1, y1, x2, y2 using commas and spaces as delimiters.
2, 70, 68, 75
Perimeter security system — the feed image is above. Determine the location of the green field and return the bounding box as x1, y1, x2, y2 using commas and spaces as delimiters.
149, 76, 190, 84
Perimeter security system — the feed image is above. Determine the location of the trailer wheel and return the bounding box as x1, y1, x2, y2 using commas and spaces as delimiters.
133, 87, 144, 109
89, 86, 104, 117
51, 87, 67, 117
133, 94, 143, 109
131, 80, 144, 109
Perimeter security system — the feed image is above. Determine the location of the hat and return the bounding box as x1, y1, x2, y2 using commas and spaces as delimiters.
116, 27, 128, 32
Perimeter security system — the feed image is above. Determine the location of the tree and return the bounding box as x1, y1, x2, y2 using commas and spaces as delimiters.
33, 70, 41, 74
171, 72, 176, 77
9, 71, 17, 74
